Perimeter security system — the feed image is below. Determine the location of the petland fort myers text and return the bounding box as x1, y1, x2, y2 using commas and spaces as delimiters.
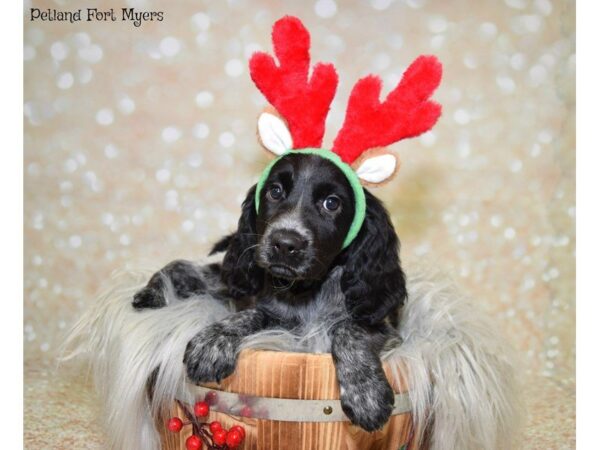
30, 8, 164, 27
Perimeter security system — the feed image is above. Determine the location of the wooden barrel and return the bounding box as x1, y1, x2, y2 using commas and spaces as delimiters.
159, 349, 415, 450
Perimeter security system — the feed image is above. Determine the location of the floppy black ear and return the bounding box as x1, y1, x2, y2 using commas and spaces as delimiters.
338, 190, 407, 326
216, 185, 264, 299
209, 234, 234, 255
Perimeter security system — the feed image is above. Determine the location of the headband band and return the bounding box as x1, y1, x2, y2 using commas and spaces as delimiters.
255, 149, 366, 249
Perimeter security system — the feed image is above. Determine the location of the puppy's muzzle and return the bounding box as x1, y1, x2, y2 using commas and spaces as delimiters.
262, 228, 310, 278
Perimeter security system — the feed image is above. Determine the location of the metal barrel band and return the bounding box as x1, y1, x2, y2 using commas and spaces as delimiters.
188, 385, 411, 423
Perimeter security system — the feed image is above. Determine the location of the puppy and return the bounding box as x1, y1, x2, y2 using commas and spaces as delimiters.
133, 152, 407, 431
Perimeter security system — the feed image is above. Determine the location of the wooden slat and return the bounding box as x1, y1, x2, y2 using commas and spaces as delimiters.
159, 350, 415, 450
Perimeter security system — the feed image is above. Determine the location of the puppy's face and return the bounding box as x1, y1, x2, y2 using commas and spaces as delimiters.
255, 154, 356, 280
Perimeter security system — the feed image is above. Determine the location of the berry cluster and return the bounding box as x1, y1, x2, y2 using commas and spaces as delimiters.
167, 399, 246, 450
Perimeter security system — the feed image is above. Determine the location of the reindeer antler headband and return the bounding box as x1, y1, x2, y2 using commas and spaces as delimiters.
251, 16, 442, 248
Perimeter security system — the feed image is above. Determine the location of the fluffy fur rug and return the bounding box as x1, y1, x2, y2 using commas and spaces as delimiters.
61, 262, 521, 450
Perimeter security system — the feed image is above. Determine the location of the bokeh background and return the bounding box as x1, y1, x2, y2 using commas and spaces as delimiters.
24, 0, 575, 448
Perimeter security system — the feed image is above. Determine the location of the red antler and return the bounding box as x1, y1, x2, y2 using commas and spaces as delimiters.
332, 55, 442, 164
249, 16, 338, 148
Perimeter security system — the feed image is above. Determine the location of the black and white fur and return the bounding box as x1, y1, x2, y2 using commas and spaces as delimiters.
62, 152, 521, 449
133, 153, 406, 431
62, 261, 521, 450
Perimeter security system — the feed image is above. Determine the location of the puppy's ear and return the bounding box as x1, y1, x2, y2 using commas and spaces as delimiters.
338, 191, 407, 326
220, 185, 264, 299
209, 234, 234, 255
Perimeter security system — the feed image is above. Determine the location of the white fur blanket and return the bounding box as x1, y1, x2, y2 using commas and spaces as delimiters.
62, 264, 521, 450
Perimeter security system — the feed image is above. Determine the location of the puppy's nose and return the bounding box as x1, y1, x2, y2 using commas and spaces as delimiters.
271, 230, 308, 256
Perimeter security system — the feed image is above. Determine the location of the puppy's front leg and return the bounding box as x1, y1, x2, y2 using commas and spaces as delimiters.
184, 309, 267, 383
331, 321, 395, 432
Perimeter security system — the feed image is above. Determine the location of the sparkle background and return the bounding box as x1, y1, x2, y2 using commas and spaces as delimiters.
24, 0, 575, 448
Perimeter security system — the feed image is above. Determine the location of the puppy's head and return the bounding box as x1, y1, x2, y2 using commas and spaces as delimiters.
216, 152, 406, 326
254, 153, 355, 280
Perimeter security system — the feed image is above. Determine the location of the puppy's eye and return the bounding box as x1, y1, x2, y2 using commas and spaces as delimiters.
323, 195, 341, 212
267, 183, 284, 201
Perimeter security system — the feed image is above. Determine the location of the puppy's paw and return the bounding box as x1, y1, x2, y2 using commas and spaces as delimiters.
183, 326, 239, 383
132, 286, 166, 310
340, 376, 395, 432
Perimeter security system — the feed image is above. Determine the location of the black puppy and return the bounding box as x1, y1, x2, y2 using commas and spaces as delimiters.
133, 153, 407, 431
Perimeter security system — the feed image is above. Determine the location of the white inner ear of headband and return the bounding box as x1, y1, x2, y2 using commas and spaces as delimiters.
258, 112, 293, 156
355, 153, 397, 183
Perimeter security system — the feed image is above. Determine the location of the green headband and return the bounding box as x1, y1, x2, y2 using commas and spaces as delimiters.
255, 148, 366, 249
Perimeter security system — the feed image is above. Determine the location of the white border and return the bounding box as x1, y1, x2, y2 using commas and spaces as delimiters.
577, 1, 598, 448
0, 1, 23, 446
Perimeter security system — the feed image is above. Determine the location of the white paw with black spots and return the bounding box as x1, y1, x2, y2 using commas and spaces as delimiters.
183, 325, 239, 383
339, 376, 395, 432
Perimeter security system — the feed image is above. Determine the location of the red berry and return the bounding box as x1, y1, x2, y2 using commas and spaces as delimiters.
240, 405, 253, 417
204, 391, 218, 405
212, 429, 227, 446
166, 417, 183, 433
226, 430, 242, 448
229, 425, 245, 440
209, 420, 222, 434
186, 434, 203, 450
194, 401, 210, 417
